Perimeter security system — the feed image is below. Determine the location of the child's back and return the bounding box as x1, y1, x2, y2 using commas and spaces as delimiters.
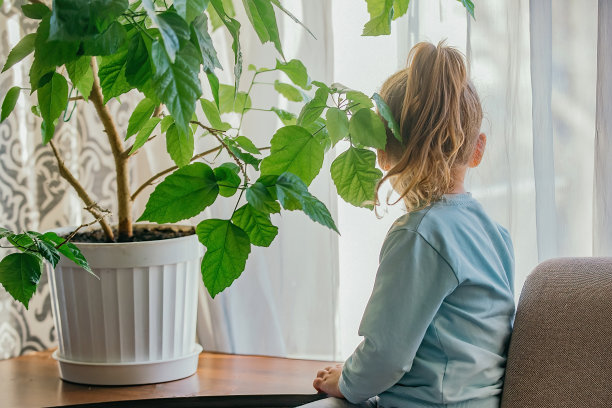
339, 193, 515, 407
308, 41, 516, 408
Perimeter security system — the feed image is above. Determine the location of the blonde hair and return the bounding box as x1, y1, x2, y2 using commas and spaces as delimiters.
376, 41, 483, 212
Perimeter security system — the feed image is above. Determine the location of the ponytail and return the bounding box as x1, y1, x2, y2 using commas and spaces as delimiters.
376, 41, 482, 212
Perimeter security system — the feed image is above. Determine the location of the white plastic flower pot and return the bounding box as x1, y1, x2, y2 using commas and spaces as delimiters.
47, 225, 202, 385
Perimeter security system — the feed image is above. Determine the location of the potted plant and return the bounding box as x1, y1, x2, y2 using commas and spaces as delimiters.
0, 0, 474, 385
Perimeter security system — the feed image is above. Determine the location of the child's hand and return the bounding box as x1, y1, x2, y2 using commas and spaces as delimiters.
313, 364, 345, 398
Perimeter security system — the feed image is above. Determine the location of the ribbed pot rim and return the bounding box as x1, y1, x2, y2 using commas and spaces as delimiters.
51, 223, 201, 269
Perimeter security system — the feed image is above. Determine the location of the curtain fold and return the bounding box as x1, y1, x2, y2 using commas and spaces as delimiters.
594, 0, 612, 256
529, 0, 559, 261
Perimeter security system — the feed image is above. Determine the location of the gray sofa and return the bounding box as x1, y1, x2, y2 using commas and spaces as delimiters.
501, 257, 612, 407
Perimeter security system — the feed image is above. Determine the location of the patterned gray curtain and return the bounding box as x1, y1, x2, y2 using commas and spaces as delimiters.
0, 0, 146, 359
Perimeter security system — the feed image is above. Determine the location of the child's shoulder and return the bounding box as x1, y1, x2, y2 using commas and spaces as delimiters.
389, 193, 483, 235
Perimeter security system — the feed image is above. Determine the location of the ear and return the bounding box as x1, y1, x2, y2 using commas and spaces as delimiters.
377, 149, 391, 171
469, 133, 487, 168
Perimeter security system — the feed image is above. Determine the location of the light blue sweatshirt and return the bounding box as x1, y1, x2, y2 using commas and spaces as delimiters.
338, 193, 515, 408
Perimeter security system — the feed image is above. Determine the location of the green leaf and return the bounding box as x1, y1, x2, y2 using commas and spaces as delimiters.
0, 253, 43, 309
127, 98, 156, 139
214, 163, 241, 197
29, 17, 79, 90
7, 232, 35, 251
29, 59, 54, 92
232, 204, 278, 247
65, 56, 94, 100
275, 59, 310, 89
21, 3, 51, 19
37, 73, 68, 144
40, 232, 94, 275
210, 0, 242, 87
269, 0, 316, 39
151, 40, 202, 138
207, 71, 220, 108
143, 0, 180, 62
159, 11, 191, 40
218, 84, 251, 114
124, 33, 152, 89
129, 116, 161, 155
298, 87, 328, 126
349, 108, 387, 150
305, 117, 331, 152
326, 107, 348, 146
372, 92, 401, 143
200, 99, 230, 130
362, 0, 394, 36
275, 172, 338, 233
208, 0, 236, 31
243, 0, 283, 57
197, 219, 251, 298
346, 90, 374, 109
234, 136, 260, 154
393, 0, 410, 19
0, 227, 12, 239
139, 162, 219, 223
166, 123, 194, 168
97, 48, 133, 103
261, 125, 324, 186
228, 145, 261, 170
331, 147, 383, 209
160, 115, 175, 132
40, 120, 56, 144
274, 80, 303, 102
1, 87, 21, 123
175, 0, 209, 24
82, 21, 127, 56
459, 0, 475, 18
2, 33, 36, 73
32, 237, 61, 268
48, 0, 128, 41
191, 13, 222, 72
271, 107, 296, 125
246, 181, 281, 214
312, 80, 329, 90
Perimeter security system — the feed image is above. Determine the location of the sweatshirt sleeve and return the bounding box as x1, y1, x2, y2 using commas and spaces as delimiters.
338, 229, 459, 403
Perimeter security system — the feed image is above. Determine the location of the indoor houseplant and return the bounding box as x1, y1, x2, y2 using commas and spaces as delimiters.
0, 0, 474, 384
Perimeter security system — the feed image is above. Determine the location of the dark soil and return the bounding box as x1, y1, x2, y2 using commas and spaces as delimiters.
67, 225, 196, 243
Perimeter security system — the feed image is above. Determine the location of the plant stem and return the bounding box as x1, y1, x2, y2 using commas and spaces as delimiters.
243, 107, 273, 112
56, 207, 111, 249
153, 105, 163, 117
232, 189, 245, 213
237, 72, 258, 136
89, 58, 132, 240
49, 140, 115, 241
131, 145, 223, 201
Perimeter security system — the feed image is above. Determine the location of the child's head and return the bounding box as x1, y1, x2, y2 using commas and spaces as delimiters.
376, 41, 485, 212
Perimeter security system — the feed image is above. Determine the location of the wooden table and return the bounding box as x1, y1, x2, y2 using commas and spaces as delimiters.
1, 350, 331, 407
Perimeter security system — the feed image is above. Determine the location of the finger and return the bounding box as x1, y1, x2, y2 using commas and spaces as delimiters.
313, 378, 322, 390
316, 370, 327, 378
325, 366, 333, 371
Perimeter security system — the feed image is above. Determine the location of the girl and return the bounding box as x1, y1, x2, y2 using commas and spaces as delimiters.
303, 41, 516, 408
